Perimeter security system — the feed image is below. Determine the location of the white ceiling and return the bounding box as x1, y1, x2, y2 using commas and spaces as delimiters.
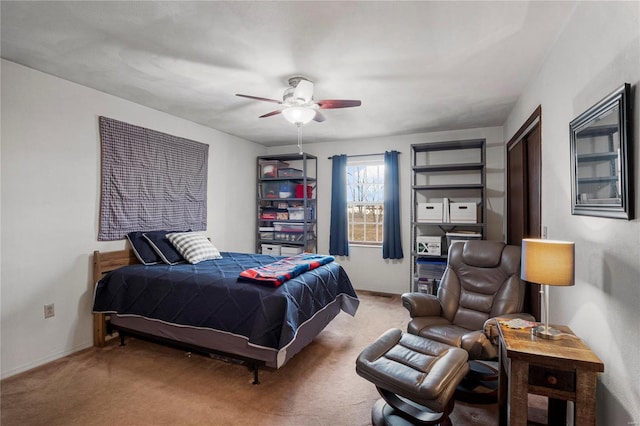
1, 1, 577, 147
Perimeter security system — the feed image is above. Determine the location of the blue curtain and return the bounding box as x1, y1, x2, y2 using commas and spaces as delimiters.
329, 155, 349, 256
383, 150, 403, 259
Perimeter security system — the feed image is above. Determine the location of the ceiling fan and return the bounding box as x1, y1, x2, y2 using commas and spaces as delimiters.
236, 76, 362, 125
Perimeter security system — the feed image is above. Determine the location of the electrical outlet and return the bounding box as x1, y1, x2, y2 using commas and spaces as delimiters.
542, 226, 548, 239
44, 303, 55, 319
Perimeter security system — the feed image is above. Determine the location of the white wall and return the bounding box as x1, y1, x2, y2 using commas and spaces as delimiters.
268, 126, 505, 294
0, 60, 266, 378
504, 2, 640, 424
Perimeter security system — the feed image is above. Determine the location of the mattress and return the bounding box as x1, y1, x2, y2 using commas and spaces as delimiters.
93, 252, 359, 368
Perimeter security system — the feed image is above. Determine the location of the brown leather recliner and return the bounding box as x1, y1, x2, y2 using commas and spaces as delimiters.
403, 240, 534, 362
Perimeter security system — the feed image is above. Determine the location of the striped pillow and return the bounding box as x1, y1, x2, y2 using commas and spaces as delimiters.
167, 232, 222, 264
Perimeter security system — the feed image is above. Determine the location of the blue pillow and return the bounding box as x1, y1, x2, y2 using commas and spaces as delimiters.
126, 231, 162, 265
143, 230, 186, 265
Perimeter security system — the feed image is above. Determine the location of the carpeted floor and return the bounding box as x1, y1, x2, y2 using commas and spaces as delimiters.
1, 292, 542, 425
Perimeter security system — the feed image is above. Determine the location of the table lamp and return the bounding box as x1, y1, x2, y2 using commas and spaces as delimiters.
521, 238, 575, 340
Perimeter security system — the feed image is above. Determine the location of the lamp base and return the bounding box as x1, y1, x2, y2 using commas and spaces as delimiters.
532, 325, 563, 340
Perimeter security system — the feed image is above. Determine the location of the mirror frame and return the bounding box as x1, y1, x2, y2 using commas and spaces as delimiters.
570, 83, 633, 219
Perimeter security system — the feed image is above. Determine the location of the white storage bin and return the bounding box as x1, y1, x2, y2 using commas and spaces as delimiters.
261, 244, 281, 256
449, 202, 478, 223
416, 236, 442, 256
416, 203, 443, 222
446, 232, 482, 249
281, 246, 303, 256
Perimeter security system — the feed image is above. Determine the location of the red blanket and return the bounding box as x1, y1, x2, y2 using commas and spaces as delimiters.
239, 253, 335, 287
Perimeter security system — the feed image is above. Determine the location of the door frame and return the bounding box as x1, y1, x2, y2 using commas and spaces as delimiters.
506, 105, 542, 320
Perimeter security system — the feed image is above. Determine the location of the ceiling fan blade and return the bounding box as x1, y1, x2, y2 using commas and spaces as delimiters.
259, 110, 282, 118
236, 94, 282, 104
313, 111, 326, 122
317, 99, 362, 109
294, 79, 314, 103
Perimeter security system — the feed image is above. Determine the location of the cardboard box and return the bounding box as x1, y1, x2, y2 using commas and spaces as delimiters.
449, 202, 478, 223
416, 236, 442, 255
261, 244, 281, 256
416, 203, 443, 222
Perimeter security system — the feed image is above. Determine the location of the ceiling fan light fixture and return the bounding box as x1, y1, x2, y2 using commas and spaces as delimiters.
282, 106, 316, 125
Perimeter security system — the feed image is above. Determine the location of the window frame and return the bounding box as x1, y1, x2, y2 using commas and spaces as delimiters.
346, 156, 385, 246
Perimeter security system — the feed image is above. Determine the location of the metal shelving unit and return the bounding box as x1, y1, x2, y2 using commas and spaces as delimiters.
410, 139, 486, 292
256, 153, 317, 255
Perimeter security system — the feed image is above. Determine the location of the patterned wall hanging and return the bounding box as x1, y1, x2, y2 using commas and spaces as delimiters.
98, 116, 209, 241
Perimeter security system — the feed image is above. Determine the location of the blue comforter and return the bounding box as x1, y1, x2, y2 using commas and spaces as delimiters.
92, 252, 359, 350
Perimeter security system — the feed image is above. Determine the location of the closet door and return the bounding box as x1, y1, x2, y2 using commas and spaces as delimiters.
507, 141, 526, 245
507, 107, 541, 320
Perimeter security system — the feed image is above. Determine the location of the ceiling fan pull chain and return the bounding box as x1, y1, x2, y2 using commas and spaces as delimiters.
297, 124, 303, 154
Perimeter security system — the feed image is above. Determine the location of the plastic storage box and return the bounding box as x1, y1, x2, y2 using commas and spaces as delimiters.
259, 226, 274, 240
261, 181, 295, 199
287, 207, 313, 220
261, 160, 289, 178
277, 168, 304, 178
416, 259, 447, 280
273, 222, 314, 232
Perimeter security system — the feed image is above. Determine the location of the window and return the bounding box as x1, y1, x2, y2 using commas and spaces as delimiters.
346, 158, 385, 245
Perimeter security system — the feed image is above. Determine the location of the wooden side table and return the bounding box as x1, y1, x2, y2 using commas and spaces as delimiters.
498, 322, 604, 426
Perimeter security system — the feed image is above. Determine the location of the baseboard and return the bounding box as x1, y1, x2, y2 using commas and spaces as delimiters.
1, 341, 93, 380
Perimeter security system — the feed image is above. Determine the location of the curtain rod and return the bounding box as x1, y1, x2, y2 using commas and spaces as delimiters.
327, 152, 401, 159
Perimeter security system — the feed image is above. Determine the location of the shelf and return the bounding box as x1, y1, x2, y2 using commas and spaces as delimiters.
260, 177, 317, 182
258, 153, 318, 162
259, 219, 317, 224
410, 139, 486, 293
260, 198, 316, 202
413, 163, 484, 173
576, 152, 618, 162
578, 176, 619, 183
576, 124, 619, 138
258, 239, 312, 245
412, 184, 484, 190
412, 139, 485, 152
257, 154, 317, 254
413, 221, 484, 227
411, 252, 448, 261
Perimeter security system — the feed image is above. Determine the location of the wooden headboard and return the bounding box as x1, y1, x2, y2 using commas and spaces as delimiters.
92, 249, 138, 282
92, 248, 139, 347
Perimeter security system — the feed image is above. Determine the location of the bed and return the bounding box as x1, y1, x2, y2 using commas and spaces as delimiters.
92, 249, 359, 383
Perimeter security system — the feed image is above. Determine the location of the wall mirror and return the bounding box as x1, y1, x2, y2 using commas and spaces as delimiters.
570, 83, 632, 219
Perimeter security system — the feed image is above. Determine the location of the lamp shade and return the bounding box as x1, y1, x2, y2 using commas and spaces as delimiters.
521, 238, 575, 286
282, 106, 316, 125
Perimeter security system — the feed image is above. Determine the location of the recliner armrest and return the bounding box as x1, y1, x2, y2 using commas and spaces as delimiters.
401, 292, 442, 318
